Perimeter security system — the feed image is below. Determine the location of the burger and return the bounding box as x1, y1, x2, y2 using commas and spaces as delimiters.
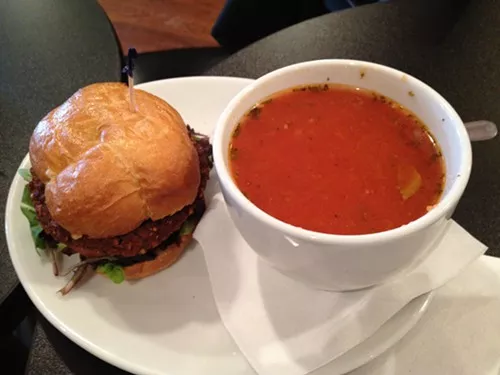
19, 83, 212, 294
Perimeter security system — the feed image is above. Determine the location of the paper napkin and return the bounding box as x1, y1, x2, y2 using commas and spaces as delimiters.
349, 255, 500, 375
194, 193, 487, 375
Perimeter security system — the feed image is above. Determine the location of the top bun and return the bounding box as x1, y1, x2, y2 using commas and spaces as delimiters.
29, 82, 200, 239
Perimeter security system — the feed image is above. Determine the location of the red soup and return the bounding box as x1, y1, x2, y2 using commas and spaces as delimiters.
228, 84, 445, 235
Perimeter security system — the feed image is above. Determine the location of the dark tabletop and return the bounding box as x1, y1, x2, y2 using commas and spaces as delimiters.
0, 0, 120, 370
0, 0, 121, 302
4, 0, 500, 373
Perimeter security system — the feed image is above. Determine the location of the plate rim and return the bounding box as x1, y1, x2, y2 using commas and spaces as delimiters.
5, 76, 433, 375
136, 75, 254, 90
322, 291, 433, 374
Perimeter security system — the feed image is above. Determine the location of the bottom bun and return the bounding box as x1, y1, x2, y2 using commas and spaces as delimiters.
98, 234, 193, 281
124, 234, 193, 280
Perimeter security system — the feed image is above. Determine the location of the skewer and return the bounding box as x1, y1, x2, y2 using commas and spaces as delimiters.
122, 47, 138, 112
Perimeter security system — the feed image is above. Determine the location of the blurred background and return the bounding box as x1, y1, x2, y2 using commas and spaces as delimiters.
98, 0, 382, 53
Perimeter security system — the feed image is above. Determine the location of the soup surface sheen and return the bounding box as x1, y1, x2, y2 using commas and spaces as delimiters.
229, 84, 445, 235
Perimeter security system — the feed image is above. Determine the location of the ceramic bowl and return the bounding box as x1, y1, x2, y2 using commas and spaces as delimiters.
213, 60, 472, 291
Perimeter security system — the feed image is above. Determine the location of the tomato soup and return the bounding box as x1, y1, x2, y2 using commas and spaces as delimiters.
229, 84, 445, 235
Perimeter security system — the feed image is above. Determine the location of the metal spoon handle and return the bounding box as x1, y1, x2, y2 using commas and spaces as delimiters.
465, 120, 498, 142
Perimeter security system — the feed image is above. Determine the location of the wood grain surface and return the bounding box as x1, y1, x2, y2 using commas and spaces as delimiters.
98, 0, 226, 53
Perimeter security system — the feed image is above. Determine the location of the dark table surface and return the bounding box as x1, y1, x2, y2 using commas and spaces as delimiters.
0, 0, 121, 303
0, 0, 120, 371
3, 0, 500, 373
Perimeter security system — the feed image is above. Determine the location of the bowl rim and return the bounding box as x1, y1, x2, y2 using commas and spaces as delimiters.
213, 59, 472, 245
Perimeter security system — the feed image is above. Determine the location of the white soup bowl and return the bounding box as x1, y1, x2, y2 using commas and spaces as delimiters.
213, 59, 472, 291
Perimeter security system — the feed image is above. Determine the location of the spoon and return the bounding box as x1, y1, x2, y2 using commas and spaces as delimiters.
465, 120, 498, 142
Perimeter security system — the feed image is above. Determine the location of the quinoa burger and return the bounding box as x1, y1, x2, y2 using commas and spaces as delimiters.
21, 82, 212, 293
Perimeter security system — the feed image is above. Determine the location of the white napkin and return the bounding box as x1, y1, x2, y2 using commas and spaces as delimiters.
350, 255, 500, 375
194, 193, 487, 375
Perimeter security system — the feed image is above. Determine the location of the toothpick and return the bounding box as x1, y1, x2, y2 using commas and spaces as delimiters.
122, 47, 138, 112
127, 74, 136, 111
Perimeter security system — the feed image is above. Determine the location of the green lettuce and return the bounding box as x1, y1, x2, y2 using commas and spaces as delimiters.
19, 169, 47, 250
56, 243, 67, 251
97, 263, 125, 284
18, 168, 32, 181
179, 218, 197, 236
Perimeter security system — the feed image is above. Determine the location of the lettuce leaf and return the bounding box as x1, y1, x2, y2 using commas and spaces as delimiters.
18, 168, 32, 182
179, 218, 197, 236
97, 263, 125, 284
20, 182, 47, 250
56, 243, 67, 252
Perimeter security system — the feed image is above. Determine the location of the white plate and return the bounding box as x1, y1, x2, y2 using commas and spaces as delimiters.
5, 77, 432, 375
